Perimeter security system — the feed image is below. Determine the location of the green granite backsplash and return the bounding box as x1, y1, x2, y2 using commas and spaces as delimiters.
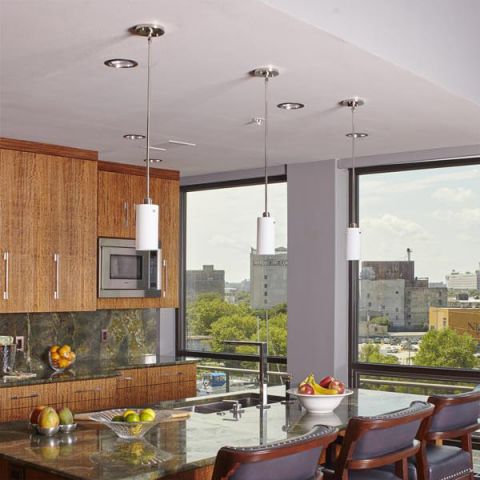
0, 309, 157, 373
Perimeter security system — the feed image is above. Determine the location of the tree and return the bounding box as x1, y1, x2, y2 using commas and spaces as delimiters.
186, 294, 250, 335
359, 344, 399, 364
209, 314, 259, 352
256, 313, 287, 357
370, 316, 389, 326
413, 329, 477, 369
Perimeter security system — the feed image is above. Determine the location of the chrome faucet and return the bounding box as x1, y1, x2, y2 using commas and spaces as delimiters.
223, 340, 269, 409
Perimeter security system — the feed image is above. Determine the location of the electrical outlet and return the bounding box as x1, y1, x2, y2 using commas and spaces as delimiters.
15, 336, 24, 352
101, 329, 108, 343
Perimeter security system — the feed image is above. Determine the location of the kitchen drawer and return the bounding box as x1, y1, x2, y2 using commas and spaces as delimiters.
147, 364, 196, 386
147, 366, 179, 385
56, 378, 116, 412
116, 368, 148, 389
117, 385, 148, 408
2, 384, 56, 410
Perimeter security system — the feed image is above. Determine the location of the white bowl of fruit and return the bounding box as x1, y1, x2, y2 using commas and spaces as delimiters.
287, 374, 353, 414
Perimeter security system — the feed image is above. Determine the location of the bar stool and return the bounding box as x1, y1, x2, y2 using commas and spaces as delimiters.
323, 401, 434, 480
413, 389, 480, 480
212, 424, 338, 480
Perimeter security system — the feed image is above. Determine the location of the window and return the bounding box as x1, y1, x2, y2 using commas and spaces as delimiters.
181, 180, 287, 364
353, 161, 480, 391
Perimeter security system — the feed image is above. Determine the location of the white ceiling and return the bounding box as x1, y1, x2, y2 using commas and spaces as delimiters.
1, 0, 480, 176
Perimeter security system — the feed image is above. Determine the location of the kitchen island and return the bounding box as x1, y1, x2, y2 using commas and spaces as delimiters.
0, 389, 424, 480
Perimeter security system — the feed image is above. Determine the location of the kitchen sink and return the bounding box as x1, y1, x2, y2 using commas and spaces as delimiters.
175, 393, 283, 414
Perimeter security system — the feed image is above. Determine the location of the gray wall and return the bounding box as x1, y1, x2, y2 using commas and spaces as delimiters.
287, 159, 349, 384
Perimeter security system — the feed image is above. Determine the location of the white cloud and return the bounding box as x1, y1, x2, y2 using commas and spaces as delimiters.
432, 208, 480, 227
361, 167, 480, 196
431, 187, 473, 202
362, 214, 431, 241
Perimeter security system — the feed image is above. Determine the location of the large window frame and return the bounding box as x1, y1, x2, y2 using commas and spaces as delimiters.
177, 175, 288, 365
349, 157, 480, 387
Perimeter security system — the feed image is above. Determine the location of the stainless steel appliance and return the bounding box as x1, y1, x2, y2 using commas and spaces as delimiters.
98, 238, 161, 298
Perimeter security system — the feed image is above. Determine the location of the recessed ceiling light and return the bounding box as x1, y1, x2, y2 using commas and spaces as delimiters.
143, 158, 163, 163
346, 132, 368, 138
277, 102, 304, 110
123, 134, 146, 140
104, 58, 138, 69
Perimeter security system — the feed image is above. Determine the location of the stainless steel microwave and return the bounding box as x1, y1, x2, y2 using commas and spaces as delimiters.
98, 238, 161, 298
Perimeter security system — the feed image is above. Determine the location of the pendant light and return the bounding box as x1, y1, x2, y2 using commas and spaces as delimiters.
132, 24, 164, 251
251, 67, 279, 255
339, 97, 368, 261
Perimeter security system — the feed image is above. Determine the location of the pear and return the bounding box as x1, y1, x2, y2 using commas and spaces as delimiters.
38, 407, 60, 429
57, 407, 74, 425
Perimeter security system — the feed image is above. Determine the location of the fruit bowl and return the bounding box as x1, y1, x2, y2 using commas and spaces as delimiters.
48, 345, 76, 372
89, 409, 164, 440
287, 388, 353, 414
90, 439, 172, 471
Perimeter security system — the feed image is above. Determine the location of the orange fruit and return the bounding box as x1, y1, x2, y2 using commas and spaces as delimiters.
50, 345, 60, 353
69, 352, 76, 361
50, 352, 60, 361
58, 346, 70, 359
58, 358, 69, 369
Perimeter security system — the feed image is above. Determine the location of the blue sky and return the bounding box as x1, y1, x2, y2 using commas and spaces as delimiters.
186, 182, 287, 283
360, 164, 480, 283
186, 164, 480, 284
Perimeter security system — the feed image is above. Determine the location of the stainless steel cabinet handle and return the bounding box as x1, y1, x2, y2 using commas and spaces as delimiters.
124, 202, 129, 227
53, 253, 60, 300
163, 259, 167, 298
3, 252, 8, 300
11, 393, 39, 401
119, 376, 133, 381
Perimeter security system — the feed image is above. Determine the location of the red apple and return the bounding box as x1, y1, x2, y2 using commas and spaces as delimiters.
298, 383, 314, 395
328, 379, 345, 394
30, 406, 46, 425
319, 375, 334, 389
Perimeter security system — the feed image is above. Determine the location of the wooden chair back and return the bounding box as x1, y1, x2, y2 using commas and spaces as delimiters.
212, 424, 338, 480
328, 401, 434, 480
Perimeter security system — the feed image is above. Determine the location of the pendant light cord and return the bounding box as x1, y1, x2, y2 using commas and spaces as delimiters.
264, 75, 269, 216
351, 102, 357, 227
145, 32, 152, 202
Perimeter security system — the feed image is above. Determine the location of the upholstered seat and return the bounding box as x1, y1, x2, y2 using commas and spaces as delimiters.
323, 401, 434, 480
410, 445, 471, 480
412, 390, 480, 480
212, 424, 338, 480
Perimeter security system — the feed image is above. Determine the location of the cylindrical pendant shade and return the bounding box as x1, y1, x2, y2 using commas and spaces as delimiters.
346, 226, 361, 261
136, 203, 159, 251
257, 216, 275, 255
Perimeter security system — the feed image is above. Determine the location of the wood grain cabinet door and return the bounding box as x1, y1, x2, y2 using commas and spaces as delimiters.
0, 150, 39, 313
49, 158, 97, 311
98, 171, 132, 238
152, 178, 179, 308
0, 149, 96, 313
39, 155, 97, 312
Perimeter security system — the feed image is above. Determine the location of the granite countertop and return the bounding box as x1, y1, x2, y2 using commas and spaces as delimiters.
0, 389, 426, 480
0, 356, 198, 388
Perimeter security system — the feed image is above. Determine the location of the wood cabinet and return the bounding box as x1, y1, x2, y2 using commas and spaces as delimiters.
56, 377, 116, 412
97, 162, 180, 309
116, 363, 196, 408
0, 363, 196, 422
0, 140, 98, 313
